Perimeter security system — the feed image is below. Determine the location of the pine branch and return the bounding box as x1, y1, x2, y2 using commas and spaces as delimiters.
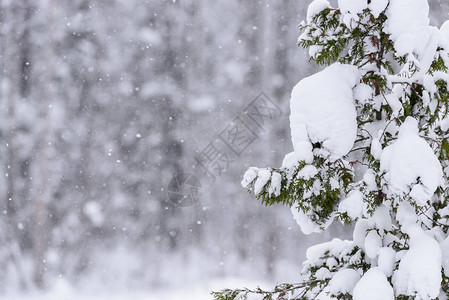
211, 282, 314, 300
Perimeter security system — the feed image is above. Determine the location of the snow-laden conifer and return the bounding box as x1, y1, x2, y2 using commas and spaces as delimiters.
213, 0, 449, 299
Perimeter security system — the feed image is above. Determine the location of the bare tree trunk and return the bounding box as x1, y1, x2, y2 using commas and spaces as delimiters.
33, 0, 59, 288
2, 0, 30, 290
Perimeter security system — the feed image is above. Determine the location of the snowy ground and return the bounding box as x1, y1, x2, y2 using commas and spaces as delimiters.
7, 290, 212, 300
4, 278, 273, 300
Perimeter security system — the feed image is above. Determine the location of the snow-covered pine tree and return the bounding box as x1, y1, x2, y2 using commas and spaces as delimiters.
212, 0, 449, 299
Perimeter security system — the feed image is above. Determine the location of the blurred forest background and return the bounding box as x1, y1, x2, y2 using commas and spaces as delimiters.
0, 0, 448, 296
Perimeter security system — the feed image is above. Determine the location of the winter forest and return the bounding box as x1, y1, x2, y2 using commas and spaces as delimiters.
1, 0, 449, 299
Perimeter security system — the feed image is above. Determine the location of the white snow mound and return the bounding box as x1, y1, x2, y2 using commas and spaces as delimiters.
393, 225, 442, 299
329, 268, 361, 295
305, 238, 352, 265
385, 0, 430, 56
307, 0, 330, 23
368, 0, 388, 18
353, 268, 394, 300
338, 190, 364, 219
290, 63, 359, 161
291, 207, 322, 235
441, 20, 449, 42
380, 117, 442, 205
338, 0, 367, 16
